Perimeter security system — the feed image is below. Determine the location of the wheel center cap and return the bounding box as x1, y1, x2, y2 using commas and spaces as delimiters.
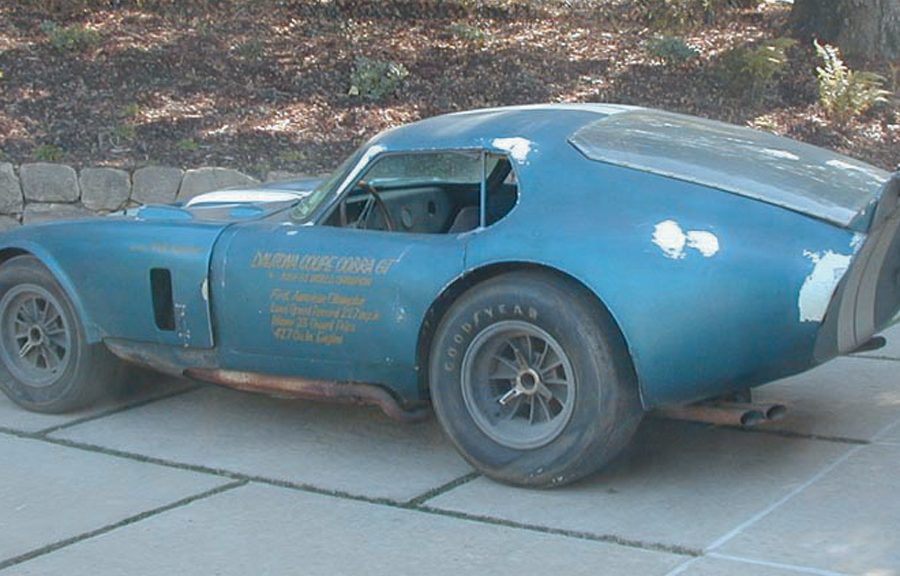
516, 368, 541, 395
28, 325, 44, 345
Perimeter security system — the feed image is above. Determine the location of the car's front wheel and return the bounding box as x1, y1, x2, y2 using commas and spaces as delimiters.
428, 271, 643, 487
0, 255, 119, 413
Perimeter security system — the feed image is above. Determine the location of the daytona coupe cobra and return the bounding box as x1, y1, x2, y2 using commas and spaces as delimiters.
1, 104, 898, 486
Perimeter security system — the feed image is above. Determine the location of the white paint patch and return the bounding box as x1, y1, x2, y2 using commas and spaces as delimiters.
798, 250, 852, 323
652, 220, 687, 259
652, 220, 719, 259
686, 230, 720, 257
492, 137, 533, 163
200, 278, 209, 302
850, 232, 866, 253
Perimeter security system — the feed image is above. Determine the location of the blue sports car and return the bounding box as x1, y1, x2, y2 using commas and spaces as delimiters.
1, 104, 897, 486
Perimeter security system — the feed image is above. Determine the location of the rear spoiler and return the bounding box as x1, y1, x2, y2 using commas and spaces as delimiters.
867, 170, 900, 231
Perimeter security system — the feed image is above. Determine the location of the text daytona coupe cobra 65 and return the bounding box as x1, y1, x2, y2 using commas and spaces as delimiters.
1, 104, 898, 486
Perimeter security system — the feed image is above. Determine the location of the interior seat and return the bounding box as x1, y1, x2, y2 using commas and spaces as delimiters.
447, 205, 480, 233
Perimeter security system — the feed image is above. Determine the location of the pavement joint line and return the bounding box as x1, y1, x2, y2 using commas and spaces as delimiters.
0, 479, 248, 573
0, 426, 246, 481
405, 471, 480, 506
870, 413, 900, 443
660, 556, 701, 576
34, 383, 205, 437
0, 426, 699, 560
731, 426, 870, 446
848, 353, 900, 362
226, 475, 699, 557
703, 443, 865, 553
414, 504, 701, 558
668, 419, 871, 446
706, 552, 852, 576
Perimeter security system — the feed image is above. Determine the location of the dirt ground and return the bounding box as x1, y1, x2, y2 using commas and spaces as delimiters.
0, 0, 897, 177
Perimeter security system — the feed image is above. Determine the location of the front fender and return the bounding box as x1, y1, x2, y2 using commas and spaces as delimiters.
0, 238, 102, 342
0, 218, 229, 349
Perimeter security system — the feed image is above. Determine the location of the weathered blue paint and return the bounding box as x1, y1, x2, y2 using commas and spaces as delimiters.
1, 104, 896, 411
210, 221, 466, 402
0, 218, 225, 348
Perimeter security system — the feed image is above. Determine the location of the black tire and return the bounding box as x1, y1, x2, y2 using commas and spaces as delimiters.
0, 255, 119, 413
429, 271, 643, 487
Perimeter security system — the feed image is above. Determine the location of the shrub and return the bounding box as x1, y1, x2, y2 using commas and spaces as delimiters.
348, 57, 409, 101
234, 39, 265, 61
118, 103, 140, 119
815, 40, 890, 127
646, 36, 700, 65
177, 138, 199, 152
34, 144, 65, 162
40, 21, 100, 52
448, 22, 492, 42
718, 38, 796, 104
113, 124, 136, 141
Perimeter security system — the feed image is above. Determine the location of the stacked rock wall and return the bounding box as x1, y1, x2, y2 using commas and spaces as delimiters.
0, 163, 304, 230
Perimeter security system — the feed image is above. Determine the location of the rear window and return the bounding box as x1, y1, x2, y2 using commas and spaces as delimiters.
569, 110, 890, 228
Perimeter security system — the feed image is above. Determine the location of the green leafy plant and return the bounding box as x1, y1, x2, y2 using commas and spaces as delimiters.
815, 40, 890, 126
278, 150, 307, 163
118, 103, 140, 119
645, 36, 700, 65
348, 57, 409, 101
177, 138, 199, 152
719, 38, 796, 104
40, 21, 100, 52
750, 113, 779, 132
34, 144, 65, 162
448, 23, 491, 42
112, 124, 136, 141
234, 39, 265, 60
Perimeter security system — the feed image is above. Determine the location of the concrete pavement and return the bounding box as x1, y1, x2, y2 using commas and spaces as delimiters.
2, 330, 900, 576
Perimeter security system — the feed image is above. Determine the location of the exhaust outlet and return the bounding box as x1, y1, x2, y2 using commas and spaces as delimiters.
655, 400, 787, 428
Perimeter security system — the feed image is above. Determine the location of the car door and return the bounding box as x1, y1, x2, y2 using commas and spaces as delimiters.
212, 149, 488, 398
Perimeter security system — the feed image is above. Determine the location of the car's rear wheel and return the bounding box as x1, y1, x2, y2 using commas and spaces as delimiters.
429, 271, 643, 487
0, 255, 119, 413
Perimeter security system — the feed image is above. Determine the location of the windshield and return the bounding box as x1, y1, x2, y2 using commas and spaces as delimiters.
291, 146, 367, 221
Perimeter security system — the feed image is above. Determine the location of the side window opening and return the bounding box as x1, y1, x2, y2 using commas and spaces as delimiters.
323, 150, 518, 234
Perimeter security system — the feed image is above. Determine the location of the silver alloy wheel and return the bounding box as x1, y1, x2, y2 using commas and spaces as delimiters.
460, 320, 576, 449
0, 284, 72, 388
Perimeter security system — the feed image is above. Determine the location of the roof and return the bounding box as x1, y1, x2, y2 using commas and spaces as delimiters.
373, 103, 637, 151
375, 104, 892, 229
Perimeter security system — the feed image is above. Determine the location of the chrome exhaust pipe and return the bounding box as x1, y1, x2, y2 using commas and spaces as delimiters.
654, 400, 786, 427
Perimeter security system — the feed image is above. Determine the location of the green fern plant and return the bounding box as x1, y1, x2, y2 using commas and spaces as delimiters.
719, 38, 795, 104
815, 40, 890, 127
646, 36, 700, 66
348, 57, 409, 101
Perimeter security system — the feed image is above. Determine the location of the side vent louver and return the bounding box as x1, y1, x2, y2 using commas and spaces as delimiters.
150, 268, 175, 331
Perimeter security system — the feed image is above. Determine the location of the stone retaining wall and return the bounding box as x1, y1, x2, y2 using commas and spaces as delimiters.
0, 162, 306, 231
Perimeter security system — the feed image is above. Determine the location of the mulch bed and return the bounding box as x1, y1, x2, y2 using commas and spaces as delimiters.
0, 0, 897, 176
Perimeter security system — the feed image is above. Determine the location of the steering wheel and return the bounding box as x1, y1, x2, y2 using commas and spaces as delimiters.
353, 181, 395, 232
